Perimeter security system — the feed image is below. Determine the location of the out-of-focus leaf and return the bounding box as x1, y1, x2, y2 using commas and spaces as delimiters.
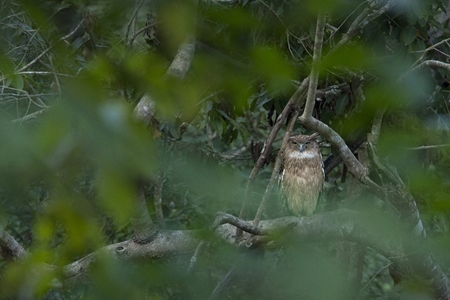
13, 74, 24, 90
251, 46, 295, 94
97, 170, 135, 226
401, 26, 416, 46
335, 94, 348, 116
321, 44, 369, 71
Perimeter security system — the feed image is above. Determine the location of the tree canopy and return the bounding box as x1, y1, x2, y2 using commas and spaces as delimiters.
1, 0, 450, 299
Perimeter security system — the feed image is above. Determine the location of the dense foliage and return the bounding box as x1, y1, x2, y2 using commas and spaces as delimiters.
1, 0, 450, 299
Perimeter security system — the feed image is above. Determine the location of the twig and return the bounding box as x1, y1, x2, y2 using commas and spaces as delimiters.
153, 174, 165, 228
17, 17, 86, 73
405, 59, 450, 78
301, 12, 326, 119
411, 36, 450, 68
368, 107, 386, 146
236, 76, 310, 240
212, 212, 267, 236
12, 109, 47, 123
253, 89, 305, 226
334, 0, 393, 51
127, 21, 158, 47
186, 240, 205, 274
125, 0, 146, 45
357, 262, 392, 297
187, 211, 268, 274
406, 144, 450, 150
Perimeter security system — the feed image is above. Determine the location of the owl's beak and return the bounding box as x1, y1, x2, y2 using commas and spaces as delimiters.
298, 143, 306, 152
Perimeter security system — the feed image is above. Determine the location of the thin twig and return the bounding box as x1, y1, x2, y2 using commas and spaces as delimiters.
368, 107, 386, 146
411, 36, 450, 68
12, 109, 47, 123
357, 263, 392, 297
186, 240, 205, 274
17, 17, 86, 73
236, 76, 310, 240
301, 12, 326, 119
406, 144, 450, 150
127, 21, 158, 47
253, 87, 306, 226
334, 0, 393, 51
153, 174, 165, 228
125, 0, 146, 45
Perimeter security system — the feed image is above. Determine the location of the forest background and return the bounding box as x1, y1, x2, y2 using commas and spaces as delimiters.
1, 0, 450, 299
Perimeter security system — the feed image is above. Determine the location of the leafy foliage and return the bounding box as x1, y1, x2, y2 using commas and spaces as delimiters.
0, 0, 449, 299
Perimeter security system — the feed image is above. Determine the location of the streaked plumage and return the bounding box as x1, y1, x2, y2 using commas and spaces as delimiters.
279, 134, 324, 216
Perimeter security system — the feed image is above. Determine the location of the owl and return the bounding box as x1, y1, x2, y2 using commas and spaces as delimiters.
279, 134, 324, 216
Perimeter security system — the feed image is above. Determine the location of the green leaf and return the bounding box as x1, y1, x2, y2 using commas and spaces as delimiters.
251, 46, 295, 94
13, 74, 24, 90
335, 95, 348, 116
401, 26, 416, 46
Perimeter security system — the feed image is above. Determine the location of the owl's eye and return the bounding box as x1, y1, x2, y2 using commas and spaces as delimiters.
305, 141, 311, 145
291, 141, 297, 145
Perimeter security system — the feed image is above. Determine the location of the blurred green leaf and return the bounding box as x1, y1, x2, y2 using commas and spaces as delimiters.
401, 26, 417, 45
251, 46, 295, 94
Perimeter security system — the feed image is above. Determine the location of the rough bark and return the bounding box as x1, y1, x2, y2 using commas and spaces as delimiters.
58, 209, 449, 299
0, 227, 27, 261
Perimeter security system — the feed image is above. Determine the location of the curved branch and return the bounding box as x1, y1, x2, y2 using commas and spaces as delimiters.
408, 59, 450, 74
60, 209, 450, 299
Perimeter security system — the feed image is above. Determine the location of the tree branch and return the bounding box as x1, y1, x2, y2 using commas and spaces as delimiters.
130, 182, 158, 244
17, 16, 86, 73
408, 59, 450, 75
335, 0, 393, 51
153, 174, 165, 228
60, 209, 450, 299
301, 12, 325, 119
0, 227, 26, 261
125, 0, 146, 46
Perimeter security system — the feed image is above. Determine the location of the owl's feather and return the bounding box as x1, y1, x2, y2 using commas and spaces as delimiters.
279, 134, 324, 216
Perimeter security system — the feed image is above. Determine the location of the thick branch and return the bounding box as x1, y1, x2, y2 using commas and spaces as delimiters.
299, 116, 367, 180
0, 227, 26, 261
166, 37, 196, 79
133, 7, 197, 123
63, 231, 198, 283
131, 182, 158, 243
61, 209, 450, 299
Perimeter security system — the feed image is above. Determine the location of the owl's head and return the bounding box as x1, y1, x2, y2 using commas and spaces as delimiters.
286, 134, 320, 157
